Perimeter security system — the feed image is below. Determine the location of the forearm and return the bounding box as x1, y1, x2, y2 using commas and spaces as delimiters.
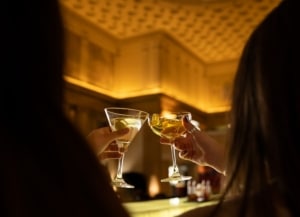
196, 132, 227, 175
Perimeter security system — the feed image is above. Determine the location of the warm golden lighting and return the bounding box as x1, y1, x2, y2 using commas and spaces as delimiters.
198, 165, 206, 174
161, 111, 177, 118
64, 75, 231, 113
148, 175, 160, 198
61, 0, 280, 115
64, 76, 161, 99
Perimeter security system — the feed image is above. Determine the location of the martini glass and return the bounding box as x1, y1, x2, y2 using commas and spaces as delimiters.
105, 107, 149, 188
148, 111, 192, 182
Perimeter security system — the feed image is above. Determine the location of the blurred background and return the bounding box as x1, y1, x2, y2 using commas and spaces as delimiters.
59, 0, 280, 200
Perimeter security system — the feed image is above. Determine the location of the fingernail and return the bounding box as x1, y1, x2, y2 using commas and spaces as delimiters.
183, 116, 190, 122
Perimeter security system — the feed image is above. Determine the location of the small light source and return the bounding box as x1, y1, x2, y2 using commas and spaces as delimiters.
148, 175, 160, 197
169, 197, 180, 205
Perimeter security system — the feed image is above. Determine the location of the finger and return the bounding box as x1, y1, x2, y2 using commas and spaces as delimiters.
183, 116, 200, 134
178, 150, 189, 159
174, 135, 193, 150
104, 143, 130, 153
109, 128, 130, 139
100, 128, 130, 151
104, 142, 119, 151
183, 116, 196, 131
160, 137, 172, 145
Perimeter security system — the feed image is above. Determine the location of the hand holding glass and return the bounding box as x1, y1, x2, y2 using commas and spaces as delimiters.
105, 107, 149, 188
148, 112, 192, 182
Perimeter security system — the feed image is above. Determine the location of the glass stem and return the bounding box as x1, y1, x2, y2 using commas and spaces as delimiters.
170, 144, 180, 176
116, 153, 125, 179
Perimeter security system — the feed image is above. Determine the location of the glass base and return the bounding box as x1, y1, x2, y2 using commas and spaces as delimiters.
112, 178, 135, 188
161, 175, 192, 182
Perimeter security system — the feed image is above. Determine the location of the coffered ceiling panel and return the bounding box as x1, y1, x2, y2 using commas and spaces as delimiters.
60, 0, 281, 64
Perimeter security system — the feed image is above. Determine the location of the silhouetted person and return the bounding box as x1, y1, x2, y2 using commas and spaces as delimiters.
1, 1, 130, 216
161, 1, 297, 217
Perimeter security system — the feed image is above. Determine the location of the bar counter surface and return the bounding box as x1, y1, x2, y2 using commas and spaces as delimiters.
123, 196, 218, 217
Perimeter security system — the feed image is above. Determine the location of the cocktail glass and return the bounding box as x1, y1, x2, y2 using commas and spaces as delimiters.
105, 107, 149, 188
148, 111, 192, 182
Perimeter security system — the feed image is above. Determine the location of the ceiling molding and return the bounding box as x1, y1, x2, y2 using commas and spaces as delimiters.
60, 0, 280, 64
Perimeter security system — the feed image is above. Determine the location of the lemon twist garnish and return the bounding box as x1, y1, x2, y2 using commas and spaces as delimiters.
114, 119, 128, 130
151, 113, 160, 126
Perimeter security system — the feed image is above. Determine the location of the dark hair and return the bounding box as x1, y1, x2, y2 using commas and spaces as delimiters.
219, 1, 298, 217
1, 1, 130, 216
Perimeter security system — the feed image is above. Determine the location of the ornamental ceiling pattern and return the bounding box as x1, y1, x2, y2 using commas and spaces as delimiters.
60, 0, 281, 64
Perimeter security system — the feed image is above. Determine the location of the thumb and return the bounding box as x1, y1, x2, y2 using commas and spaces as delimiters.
96, 128, 130, 155
183, 116, 199, 132
110, 128, 129, 139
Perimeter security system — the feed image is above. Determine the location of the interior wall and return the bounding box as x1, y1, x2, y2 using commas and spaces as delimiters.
62, 5, 237, 114
62, 8, 230, 197
63, 83, 228, 197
